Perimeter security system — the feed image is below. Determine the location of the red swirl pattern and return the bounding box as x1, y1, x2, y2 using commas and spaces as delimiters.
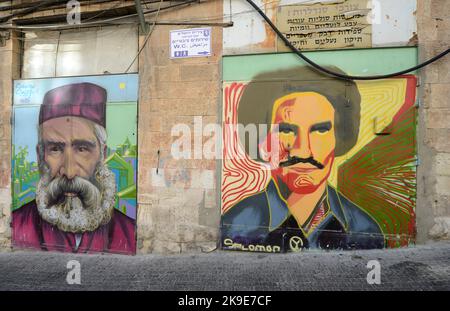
221, 83, 270, 213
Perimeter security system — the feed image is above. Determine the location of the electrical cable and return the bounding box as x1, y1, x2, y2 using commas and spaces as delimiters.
246, 0, 450, 81
0, 0, 121, 14
0, 0, 198, 30
125, 0, 165, 73
0, 0, 66, 23
3, 0, 448, 80
80, 1, 124, 23
1, 0, 252, 31
54, 30, 61, 76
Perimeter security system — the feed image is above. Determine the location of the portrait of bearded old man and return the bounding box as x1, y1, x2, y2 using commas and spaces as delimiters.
12, 83, 136, 254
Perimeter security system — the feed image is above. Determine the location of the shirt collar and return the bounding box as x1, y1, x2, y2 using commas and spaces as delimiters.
267, 180, 349, 231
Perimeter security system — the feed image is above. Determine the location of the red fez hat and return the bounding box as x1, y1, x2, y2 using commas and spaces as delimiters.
39, 83, 107, 127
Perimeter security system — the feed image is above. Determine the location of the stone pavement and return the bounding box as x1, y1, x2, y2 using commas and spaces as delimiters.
0, 242, 449, 291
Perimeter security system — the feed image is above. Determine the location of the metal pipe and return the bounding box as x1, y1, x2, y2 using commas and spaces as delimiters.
134, 0, 149, 33
0, 20, 233, 31
152, 21, 233, 27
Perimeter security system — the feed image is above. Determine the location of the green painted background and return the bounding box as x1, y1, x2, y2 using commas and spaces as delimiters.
106, 102, 138, 147
223, 47, 418, 81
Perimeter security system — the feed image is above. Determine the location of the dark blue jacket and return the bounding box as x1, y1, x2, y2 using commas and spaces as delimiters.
221, 180, 385, 252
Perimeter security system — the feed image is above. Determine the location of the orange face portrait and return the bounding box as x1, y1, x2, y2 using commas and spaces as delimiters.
264, 92, 336, 194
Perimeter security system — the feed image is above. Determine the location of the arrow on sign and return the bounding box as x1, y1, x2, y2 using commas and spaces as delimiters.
197, 51, 210, 55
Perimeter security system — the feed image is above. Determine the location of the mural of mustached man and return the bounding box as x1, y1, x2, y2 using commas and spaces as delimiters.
221, 66, 386, 252
12, 81, 136, 254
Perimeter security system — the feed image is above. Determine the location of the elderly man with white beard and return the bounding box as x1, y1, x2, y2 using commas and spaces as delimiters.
12, 83, 136, 254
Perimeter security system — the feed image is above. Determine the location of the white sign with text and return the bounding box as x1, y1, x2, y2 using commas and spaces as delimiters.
170, 28, 211, 59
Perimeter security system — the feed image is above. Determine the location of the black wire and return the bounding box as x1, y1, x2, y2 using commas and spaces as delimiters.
246, 0, 450, 81
0, 0, 65, 23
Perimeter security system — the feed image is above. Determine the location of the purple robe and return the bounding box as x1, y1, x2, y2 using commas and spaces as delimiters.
12, 200, 136, 255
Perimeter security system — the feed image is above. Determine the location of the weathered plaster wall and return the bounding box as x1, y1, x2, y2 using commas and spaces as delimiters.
417, 0, 450, 241
0, 31, 20, 250
136, 0, 223, 253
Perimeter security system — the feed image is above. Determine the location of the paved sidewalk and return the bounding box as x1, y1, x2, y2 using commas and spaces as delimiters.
0, 242, 449, 291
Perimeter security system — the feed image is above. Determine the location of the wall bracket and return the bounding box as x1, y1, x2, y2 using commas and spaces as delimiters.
0, 31, 11, 47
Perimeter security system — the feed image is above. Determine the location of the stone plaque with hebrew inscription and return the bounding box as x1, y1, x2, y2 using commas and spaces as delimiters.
276, 0, 372, 51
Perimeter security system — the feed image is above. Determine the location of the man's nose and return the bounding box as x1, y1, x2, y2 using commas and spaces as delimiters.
60, 149, 78, 179
289, 130, 312, 159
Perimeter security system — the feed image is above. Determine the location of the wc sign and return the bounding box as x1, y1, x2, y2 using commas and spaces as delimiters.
170, 28, 211, 59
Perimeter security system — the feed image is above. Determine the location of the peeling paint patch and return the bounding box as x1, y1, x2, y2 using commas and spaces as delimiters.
408, 32, 418, 46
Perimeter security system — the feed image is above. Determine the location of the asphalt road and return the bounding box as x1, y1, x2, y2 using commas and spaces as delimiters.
0, 242, 449, 291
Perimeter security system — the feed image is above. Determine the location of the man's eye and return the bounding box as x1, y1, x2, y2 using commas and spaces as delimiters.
316, 128, 330, 134
280, 128, 294, 134
278, 125, 296, 134
77, 146, 88, 152
311, 122, 332, 134
49, 146, 61, 153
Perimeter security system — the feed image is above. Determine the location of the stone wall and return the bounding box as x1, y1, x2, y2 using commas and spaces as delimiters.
417, 0, 450, 241
0, 30, 20, 250
136, 0, 223, 253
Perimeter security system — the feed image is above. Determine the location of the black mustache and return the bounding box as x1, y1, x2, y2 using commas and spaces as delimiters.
279, 156, 324, 169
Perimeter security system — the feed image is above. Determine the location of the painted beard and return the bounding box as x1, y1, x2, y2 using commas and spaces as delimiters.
36, 162, 116, 233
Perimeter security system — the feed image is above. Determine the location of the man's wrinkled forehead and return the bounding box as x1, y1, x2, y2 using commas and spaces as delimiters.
271, 92, 335, 125
41, 116, 98, 143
